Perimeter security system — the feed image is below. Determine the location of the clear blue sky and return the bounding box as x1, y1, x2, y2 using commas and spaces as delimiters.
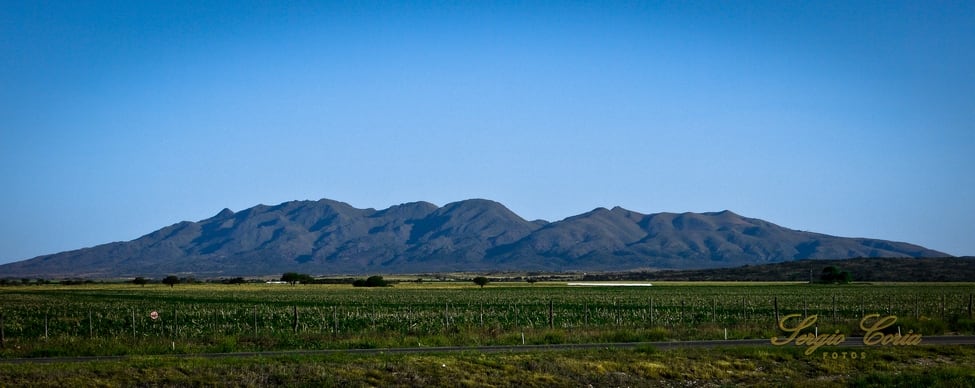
2, 1, 973, 264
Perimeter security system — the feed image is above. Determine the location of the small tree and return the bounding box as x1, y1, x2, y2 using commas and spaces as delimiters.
281, 272, 313, 285
839, 270, 852, 284
819, 266, 852, 284
281, 272, 300, 285
353, 275, 389, 287
473, 276, 490, 288
366, 275, 388, 287
162, 275, 180, 288
132, 277, 149, 287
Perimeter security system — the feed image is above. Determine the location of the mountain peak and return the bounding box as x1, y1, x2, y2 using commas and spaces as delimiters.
710, 209, 738, 216
442, 198, 508, 210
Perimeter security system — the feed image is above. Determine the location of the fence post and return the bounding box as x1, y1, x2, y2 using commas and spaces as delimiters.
333, 306, 338, 335
915, 296, 920, 320
649, 298, 653, 327
612, 300, 617, 326
774, 296, 779, 325
831, 295, 836, 322
712, 298, 716, 323
941, 294, 946, 320
969, 294, 973, 319
548, 300, 554, 329
585, 303, 590, 327
681, 300, 686, 324
89, 309, 93, 338
293, 305, 299, 333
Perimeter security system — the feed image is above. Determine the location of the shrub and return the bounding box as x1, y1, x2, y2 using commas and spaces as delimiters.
353, 276, 389, 287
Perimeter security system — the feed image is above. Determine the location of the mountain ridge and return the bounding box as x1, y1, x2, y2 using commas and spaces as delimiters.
0, 198, 948, 278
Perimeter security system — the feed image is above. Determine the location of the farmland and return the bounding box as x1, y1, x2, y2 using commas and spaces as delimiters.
1, 281, 975, 386
1, 281, 973, 358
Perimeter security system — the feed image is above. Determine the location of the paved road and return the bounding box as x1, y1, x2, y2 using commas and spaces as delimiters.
2, 336, 973, 364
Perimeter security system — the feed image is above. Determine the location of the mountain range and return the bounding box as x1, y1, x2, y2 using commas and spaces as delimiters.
0, 198, 948, 278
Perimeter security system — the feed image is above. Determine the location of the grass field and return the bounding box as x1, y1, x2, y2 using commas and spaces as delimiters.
2, 345, 975, 387
1, 281, 974, 385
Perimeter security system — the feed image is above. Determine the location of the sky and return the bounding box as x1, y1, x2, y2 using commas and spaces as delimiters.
1, 1, 973, 265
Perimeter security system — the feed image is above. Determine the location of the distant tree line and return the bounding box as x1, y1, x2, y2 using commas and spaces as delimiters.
0, 278, 89, 286
280, 273, 396, 286
581, 257, 973, 282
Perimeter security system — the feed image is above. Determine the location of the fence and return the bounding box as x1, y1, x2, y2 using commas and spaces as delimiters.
1, 291, 972, 346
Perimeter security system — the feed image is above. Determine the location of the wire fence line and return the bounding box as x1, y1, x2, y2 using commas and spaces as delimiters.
1, 290, 972, 343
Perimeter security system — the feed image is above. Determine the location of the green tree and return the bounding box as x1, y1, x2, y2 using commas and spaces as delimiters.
353, 275, 389, 287
132, 277, 149, 287
839, 270, 852, 283
367, 275, 388, 287
819, 266, 852, 284
162, 275, 180, 288
281, 272, 313, 285
281, 272, 300, 285
473, 276, 490, 288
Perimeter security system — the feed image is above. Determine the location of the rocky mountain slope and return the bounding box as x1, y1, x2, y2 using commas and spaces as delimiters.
0, 198, 947, 278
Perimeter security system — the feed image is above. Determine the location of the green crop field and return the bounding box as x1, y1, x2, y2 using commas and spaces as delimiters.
1, 281, 974, 386
1, 281, 973, 358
